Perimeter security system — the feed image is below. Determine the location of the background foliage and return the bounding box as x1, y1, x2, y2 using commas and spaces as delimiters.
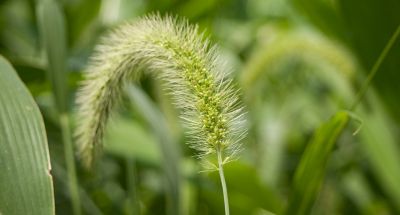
0, 0, 399, 214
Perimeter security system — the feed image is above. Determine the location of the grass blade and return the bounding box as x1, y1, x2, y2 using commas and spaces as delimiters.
125, 158, 140, 215
0, 56, 55, 214
126, 85, 182, 215
285, 111, 349, 215
37, 0, 68, 113
358, 93, 400, 212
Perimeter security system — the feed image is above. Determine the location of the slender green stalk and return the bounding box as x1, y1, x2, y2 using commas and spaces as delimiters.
126, 158, 140, 215
60, 113, 82, 215
350, 25, 400, 110
217, 149, 230, 215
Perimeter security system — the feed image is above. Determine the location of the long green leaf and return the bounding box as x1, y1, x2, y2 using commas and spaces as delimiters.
37, 0, 68, 113
285, 111, 349, 215
0, 56, 54, 214
358, 93, 400, 212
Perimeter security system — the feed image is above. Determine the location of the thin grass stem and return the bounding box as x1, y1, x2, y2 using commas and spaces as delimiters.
126, 158, 140, 215
60, 113, 82, 215
350, 25, 400, 110
217, 149, 230, 215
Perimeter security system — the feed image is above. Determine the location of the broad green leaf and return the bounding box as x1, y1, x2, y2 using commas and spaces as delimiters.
37, 0, 68, 113
0, 56, 54, 214
285, 111, 349, 215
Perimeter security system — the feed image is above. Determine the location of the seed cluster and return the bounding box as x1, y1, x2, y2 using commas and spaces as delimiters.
158, 39, 228, 151
76, 15, 246, 168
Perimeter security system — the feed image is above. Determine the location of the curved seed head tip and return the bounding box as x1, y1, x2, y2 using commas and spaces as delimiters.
75, 13, 247, 169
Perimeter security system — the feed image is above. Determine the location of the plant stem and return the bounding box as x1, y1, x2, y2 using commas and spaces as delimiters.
217, 149, 230, 215
60, 113, 82, 215
126, 158, 140, 215
350, 25, 400, 111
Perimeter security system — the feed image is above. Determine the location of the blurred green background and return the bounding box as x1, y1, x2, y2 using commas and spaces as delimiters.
1, 0, 400, 214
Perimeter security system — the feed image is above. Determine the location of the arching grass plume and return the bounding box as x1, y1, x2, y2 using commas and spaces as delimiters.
75, 14, 247, 215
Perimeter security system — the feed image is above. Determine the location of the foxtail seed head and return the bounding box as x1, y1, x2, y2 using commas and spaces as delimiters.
75, 14, 247, 168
